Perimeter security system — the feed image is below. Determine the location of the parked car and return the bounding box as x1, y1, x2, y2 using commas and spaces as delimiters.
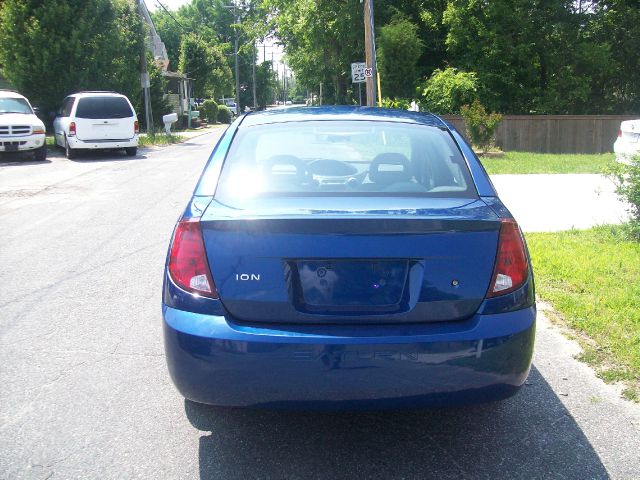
53, 91, 138, 159
0, 89, 47, 161
163, 106, 536, 409
613, 119, 640, 164
219, 97, 238, 116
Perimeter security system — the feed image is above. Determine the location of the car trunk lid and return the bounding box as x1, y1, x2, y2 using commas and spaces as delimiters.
200, 197, 501, 324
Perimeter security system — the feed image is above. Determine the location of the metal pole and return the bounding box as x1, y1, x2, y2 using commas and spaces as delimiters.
319, 82, 323, 106
358, 82, 362, 106
363, 0, 377, 106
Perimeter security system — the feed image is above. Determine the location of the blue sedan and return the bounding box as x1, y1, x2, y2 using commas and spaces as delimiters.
163, 106, 535, 409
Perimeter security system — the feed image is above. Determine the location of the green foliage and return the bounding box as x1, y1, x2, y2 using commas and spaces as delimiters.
0, 0, 144, 117
380, 97, 411, 110
201, 99, 219, 123
255, 61, 277, 109
481, 152, 615, 175
262, 0, 364, 104
418, 67, 477, 114
460, 100, 502, 154
377, 17, 424, 99
179, 33, 232, 99
527, 226, 640, 401
607, 156, 640, 240
217, 104, 232, 124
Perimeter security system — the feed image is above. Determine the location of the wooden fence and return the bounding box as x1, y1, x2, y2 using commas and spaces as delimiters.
440, 115, 638, 154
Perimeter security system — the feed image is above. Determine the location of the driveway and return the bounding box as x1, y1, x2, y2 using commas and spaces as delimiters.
491, 174, 629, 232
1, 137, 638, 479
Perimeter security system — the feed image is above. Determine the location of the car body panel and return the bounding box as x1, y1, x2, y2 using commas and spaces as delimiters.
614, 119, 640, 164
163, 304, 535, 408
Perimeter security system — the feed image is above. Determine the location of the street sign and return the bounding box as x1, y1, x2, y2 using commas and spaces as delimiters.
364, 67, 373, 78
351, 62, 366, 83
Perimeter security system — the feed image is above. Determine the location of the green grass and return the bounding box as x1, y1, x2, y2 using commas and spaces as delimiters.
138, 133, 184, 147
481, 152, 616, 174
526, 226, 640, 400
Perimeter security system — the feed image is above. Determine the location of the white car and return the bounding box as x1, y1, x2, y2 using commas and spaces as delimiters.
0, 90, 47, 161
53, 92, 139, 159
613, 119, 640, 164
219, 97, 238, 116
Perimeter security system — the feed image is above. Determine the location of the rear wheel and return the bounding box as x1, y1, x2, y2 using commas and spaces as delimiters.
125, 147, 137, 157
34, 145, 47, 161
65, 137, 76, 159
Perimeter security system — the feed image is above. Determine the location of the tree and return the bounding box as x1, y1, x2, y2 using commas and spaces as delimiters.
260, 0, 364, 104
418, 67, 477, 114
178, 33, 233, 99
377, 16, 424, 99
0, 0, 146, 116
442, 0, 620, 114
254, 60, 277, 109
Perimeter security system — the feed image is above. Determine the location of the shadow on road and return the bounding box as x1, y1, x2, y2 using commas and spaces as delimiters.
0, 152, 51, 166
185, 366, 607, 479
68, 150, 147, 163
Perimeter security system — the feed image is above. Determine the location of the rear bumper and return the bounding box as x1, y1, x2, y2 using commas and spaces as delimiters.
613, 139, 639, 164
68, 135, 138, 149
0, 134, 45, 152
163, 305, 536, 409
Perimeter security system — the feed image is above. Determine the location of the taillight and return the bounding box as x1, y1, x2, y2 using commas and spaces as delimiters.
69, 122, 76, 136
618, 130, 622, 138
134, 120, 139, 135
487, 219, 529, 297
168, 219, 218, 298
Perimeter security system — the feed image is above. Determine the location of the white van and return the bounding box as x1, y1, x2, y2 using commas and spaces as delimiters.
53, 92, 139, 159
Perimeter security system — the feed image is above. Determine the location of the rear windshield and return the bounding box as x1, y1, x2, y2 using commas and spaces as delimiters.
75, 96, 133, 119
215, 120, 477, 199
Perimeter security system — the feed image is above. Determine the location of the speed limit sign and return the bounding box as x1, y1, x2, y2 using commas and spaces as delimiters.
351, 62, 366, 83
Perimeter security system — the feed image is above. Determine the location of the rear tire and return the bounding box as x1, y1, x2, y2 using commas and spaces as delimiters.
125, 147, 137, 157
34, 145, 47, 161
65, 137, 76, 159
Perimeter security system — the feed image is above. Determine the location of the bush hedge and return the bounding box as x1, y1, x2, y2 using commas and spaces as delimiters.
217, 104, 232, 124
201, 99, 218, 123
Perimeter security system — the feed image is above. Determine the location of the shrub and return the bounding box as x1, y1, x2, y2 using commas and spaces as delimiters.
607, 155, 640, 241
381, 97, 412, 110
460, 100, 502, 154
418, 67, 477, 114
201, 99, 218, 123
217, 104, 232, 124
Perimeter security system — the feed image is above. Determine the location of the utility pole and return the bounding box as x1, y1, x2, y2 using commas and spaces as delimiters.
233, 5, 241, 114
223, 2, 241, 112
252, 41, 257, 109
137, 0, 153, 133
363, 0, 377, 106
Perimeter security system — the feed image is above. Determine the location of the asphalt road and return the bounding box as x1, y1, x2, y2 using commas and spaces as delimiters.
1, 134, 638, 479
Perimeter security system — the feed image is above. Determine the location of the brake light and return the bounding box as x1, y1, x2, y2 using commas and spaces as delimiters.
618, 130, 622, 138
168, 219, 218, 298
69, 122, 76, 136
134, 120, 139, 135
487, 219, 529, 297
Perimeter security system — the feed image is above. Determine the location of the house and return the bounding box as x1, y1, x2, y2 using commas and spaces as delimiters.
138, 0, 192, 123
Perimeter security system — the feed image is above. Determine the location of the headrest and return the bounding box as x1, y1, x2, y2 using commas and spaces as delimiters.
369, 153, 411, 185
